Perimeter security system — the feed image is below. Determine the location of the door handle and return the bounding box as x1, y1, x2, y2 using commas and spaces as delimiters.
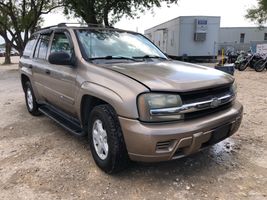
28, 65, 33, 69
45, 69, 51, 75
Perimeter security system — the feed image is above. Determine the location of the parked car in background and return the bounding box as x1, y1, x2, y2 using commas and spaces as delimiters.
19, 23, 243, 174
11, 50, 19, 56
0, 49, 5, 57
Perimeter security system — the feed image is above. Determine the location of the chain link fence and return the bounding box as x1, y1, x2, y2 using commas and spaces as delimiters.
217, 41, 267, 55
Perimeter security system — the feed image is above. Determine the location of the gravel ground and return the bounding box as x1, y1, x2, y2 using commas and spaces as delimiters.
0, 57, 266, 200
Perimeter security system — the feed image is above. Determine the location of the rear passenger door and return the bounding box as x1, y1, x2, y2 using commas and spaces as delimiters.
31, 32, 53, 103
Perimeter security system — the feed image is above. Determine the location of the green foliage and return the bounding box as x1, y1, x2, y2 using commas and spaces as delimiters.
0, 0, 179, 55
0, 0, 62, 54
246, 0, 267, 25
63, 0, 179, 26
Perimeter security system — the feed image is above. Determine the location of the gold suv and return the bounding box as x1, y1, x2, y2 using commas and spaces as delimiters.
19, 23, 243, 173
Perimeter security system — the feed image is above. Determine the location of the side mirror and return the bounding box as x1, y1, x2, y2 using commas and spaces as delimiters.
48, 51, 74, 66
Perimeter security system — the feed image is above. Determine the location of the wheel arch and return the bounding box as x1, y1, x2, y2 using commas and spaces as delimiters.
80, 95, 113, 131
77, 81, 141, 128
21, 74, 30, 92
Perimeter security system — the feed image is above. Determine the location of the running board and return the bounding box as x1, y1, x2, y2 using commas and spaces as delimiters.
39, 105, 85, 136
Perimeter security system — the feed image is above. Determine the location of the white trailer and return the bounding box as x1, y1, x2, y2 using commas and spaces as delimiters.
144, 16, 220, 60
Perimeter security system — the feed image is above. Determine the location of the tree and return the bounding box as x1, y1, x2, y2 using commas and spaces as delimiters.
0, 0, 62, 59
0, 12, 12, 64
63, 0, 179, 27
246, 0, 267, 25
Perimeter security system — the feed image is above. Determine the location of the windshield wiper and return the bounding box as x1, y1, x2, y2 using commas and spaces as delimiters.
88, 55, 138, 61
133, 55, 168, 60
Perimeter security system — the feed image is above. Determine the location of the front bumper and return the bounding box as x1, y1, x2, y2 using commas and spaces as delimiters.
119, 101, 243, 162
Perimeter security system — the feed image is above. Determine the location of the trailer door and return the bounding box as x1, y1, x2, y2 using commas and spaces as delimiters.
162, 30, 168, 53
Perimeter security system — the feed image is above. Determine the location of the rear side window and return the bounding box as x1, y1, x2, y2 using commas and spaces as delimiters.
34, 34, 51, 60
23, 36, 37, 57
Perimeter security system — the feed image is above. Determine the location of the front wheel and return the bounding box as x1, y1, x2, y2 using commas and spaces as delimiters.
88, 104, 129, 174
238, 61, 248, 71
234, 62, 240, 69
255, 59, 266, 72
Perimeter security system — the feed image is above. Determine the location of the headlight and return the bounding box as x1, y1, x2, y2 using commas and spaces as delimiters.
138, 93, 183, 122
230, 82, 237, 99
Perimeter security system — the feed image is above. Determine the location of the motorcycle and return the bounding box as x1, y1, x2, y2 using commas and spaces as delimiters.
226, 51, 239, 64
237, 53, 262, 71
235, 51, 246, 69
254, 55, 267, 72
217, 50, 239, 66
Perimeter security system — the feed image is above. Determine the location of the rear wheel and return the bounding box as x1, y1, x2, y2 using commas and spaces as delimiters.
238, 61, 248, 71
255, 59, 266, 72
24, 81, 41, 116
88, 104, 129, 174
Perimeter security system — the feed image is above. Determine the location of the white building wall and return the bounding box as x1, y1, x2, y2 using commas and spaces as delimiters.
219, 27, 267, 44
145, 18, 180, 56
144, 16, 220, 57
145, 17, 267, 55
178, 16, 220, 57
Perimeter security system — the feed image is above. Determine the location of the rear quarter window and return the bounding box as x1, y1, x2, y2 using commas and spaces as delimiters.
23, 36, 38, 57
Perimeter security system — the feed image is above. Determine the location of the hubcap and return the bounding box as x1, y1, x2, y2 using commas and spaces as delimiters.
92, 119, 109, 160
26, 88, 33, 111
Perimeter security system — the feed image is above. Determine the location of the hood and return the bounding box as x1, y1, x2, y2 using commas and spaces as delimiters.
102, 60, 234, 92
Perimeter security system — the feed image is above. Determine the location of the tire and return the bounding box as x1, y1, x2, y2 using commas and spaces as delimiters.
24, 81, 41, 116
238, 61, 248, 71
250, 60, 258, 70
234, 63, 240, 69
255, 59, 266, 72
88, 104, 129, 174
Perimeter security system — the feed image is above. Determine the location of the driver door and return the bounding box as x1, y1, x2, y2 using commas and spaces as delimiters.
45, 31, 78, 116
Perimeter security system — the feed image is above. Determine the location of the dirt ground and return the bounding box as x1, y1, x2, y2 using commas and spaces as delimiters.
0, 57, 266, 200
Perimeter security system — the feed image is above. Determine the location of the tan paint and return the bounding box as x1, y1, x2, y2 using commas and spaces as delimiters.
19, 26, 243, 162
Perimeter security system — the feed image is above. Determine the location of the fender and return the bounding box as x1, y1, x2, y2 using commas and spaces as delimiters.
76, 81, 138, 122
20, 66, 33, 77
20, 67, 43, 102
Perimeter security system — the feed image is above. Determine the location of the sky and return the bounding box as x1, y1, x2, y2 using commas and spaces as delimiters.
0, 0, 261, 44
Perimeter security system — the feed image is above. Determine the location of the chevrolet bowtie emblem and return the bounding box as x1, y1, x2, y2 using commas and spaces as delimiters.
210, 98, 221, 108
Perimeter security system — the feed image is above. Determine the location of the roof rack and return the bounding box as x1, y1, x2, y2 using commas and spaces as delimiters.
58, 22, 105, 27
38, 22, 112, 32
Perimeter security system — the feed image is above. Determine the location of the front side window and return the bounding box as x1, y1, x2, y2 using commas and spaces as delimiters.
75, 29, 166, 60
51, 32, 72, 56
34, 34, 51, 60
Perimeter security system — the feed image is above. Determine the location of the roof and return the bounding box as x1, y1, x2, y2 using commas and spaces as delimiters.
220, 26, 267, 29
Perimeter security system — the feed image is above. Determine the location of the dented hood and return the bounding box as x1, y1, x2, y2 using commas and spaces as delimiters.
102, 60, 234, 92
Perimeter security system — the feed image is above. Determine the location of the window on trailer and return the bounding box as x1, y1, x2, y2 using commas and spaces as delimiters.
240, 33, 245, 43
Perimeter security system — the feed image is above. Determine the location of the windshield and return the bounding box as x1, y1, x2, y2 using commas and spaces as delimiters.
75, 29, 167, 60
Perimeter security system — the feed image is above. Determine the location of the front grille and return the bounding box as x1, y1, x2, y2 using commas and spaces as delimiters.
180, 84, 233, 120
184, 102, 232, 120
180, 84, 232, 104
